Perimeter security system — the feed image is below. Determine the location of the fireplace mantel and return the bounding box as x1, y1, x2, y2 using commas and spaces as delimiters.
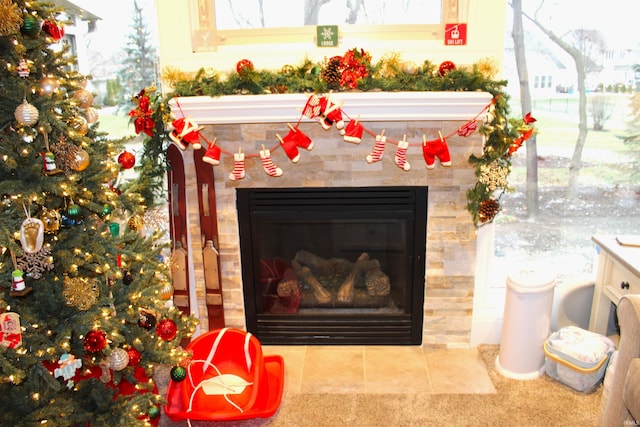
170, 91, 493, 124
171, 91, 492, 348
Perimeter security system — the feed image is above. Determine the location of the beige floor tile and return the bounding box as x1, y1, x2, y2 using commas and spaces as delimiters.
425, 348, 496, 394
300, 346, 365, 393
363, 346, 432, 394
263, 345, 306, 394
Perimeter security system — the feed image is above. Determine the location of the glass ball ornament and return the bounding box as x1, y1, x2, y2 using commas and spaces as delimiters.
66, 203, 81, 218
39, 77, 60, 96
236, 59, 254, 76
170, 365, 187, 382
127, 213, 144, 232
138, 311, 156, 330
159, 282, 174, 300
84, 329, 107, 353
14, 99, 39, 126
147, 406, 160, 420
438, 60, 456, 77
107, 347, 130, 371
69, 116, 89, 136
21, 14, 41, 37
117, 150, 136, 169
127, 348, 142, 366
156, 318, 178, 341
72, 88, 94, 108
70, 147, 90, 172
84, 107, 99, 124
42, 19, 64, 41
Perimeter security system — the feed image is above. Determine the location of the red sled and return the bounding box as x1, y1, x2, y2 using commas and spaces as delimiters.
164, 327, 285, 422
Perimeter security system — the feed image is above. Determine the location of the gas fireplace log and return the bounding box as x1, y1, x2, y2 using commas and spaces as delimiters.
294, 250, 353, 279
337, 253, 370, 304
291, 259, 332, 304
365, 269, 391, 296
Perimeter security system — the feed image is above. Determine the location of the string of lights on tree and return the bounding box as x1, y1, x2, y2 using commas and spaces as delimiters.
137, 50, 536, 226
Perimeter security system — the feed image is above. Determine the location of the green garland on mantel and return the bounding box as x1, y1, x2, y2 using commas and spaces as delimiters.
137, 51, 534, 227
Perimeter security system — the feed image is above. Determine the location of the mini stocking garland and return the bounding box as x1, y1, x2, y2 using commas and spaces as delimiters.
394, 135, 411, 171
366, 130, 386, 163
259, 145, 283, 177
278, 132, 300, 163
422, 132, 451, 169
229, 149, 245, 181
288, 124, 314, 150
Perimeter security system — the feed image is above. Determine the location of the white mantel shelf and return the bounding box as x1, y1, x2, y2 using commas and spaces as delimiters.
170, 91, 493, 124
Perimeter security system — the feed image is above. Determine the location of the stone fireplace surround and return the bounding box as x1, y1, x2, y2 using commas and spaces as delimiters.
170, 91, 492, 348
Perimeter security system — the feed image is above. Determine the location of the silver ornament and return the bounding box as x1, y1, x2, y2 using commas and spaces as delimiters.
107, 347, 130, 371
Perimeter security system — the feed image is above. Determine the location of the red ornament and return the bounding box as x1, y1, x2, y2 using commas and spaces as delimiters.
438, 60, 456, 76
42, 20, 65, 41
236, 59, 254, 76
84, 329, 107, 353
118, 151, 136, 169
127, 348, 142, 366
156, 318, 177, 341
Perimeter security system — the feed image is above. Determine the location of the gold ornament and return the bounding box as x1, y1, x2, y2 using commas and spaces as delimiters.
159, 282, 174, 300
39, 77, 60, 96
476, 57, 499, 79
128, 214, 144, 232
376, 52, 403, 79
14, 99, 39, 126
41, 207, 61, 233
84, 107, 99, 124
63, 276, 99, 310
70, 147, 90, 171
478, 161, 509, 191
107, 348, 130, 371
69, 116, 89, 136
281, 64, 294, 75
0, 0, 23, 36
72, 89, 94, 108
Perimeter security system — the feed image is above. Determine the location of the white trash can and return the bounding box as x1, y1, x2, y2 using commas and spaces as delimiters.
495, 264, 556, 380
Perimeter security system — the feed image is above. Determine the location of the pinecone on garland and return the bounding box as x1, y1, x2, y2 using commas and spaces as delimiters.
321, 56, 343, 89
478, 198, 500, 224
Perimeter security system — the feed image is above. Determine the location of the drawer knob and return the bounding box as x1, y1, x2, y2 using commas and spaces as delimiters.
621, 281, 630, 290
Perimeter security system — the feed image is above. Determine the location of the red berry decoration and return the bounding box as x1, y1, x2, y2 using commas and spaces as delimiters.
42, 20, 65, 41
156, 318, 177, 341
170, 365, 187, 382
236, 59, 254, 76
118, 150, 136, 169
438, 60, 456, 76
84, 329, 107, 353
127, 348, 142, 366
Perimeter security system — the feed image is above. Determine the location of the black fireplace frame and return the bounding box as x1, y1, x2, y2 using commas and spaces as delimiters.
237, 186, 427, 345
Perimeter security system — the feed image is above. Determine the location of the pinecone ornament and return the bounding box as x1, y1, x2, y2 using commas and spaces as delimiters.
321, 56, 343, 89
478, 199, 500, 224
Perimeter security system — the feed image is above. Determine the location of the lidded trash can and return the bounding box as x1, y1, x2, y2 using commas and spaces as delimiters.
495, 264, 556, 380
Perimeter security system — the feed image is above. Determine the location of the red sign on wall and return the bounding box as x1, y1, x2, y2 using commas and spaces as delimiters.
445, 23, 467, 46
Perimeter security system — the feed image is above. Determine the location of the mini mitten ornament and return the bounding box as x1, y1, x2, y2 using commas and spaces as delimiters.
169, 117, 203, 150
259, 145, 283, 177
366, 131, 386, 163
202, 138, 221, 165
229, 149, 245, 181
394, 136, 411, 171
278, 133, 300, 163
343, 119, 364, 144
422, 132, 451, 169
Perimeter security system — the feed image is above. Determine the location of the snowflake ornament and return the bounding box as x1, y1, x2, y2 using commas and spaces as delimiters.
478, 161, 509, 191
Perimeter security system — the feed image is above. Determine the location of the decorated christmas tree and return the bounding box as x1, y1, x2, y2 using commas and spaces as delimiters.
0, 1, 197, 425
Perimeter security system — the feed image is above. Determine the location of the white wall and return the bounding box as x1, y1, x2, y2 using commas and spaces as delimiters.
154, 0, 506, 84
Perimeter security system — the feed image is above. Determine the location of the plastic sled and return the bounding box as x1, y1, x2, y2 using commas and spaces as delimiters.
164, 327, 285, 422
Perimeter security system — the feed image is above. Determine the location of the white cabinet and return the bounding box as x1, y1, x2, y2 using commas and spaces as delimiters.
589, 235, 640, 335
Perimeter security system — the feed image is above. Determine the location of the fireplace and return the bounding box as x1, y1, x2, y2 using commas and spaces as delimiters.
237, 186, 427, 345
169, 91, 491, 347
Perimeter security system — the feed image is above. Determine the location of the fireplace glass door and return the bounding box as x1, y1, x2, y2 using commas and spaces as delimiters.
237, 186, 427, 345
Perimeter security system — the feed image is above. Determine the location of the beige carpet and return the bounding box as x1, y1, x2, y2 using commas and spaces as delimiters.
157, 345, 603, 427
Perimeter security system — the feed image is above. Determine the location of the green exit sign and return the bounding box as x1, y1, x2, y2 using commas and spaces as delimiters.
317, 25, 339, 47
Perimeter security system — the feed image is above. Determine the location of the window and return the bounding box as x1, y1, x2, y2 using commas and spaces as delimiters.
189, 0, 464, 51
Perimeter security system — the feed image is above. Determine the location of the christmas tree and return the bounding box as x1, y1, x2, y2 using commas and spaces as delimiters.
0, 1, 198, 425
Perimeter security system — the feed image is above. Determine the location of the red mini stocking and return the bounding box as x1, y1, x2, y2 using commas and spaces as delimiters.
366, 133, 386, 163
260, 147, 283, 177
229, 150, 246, 180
